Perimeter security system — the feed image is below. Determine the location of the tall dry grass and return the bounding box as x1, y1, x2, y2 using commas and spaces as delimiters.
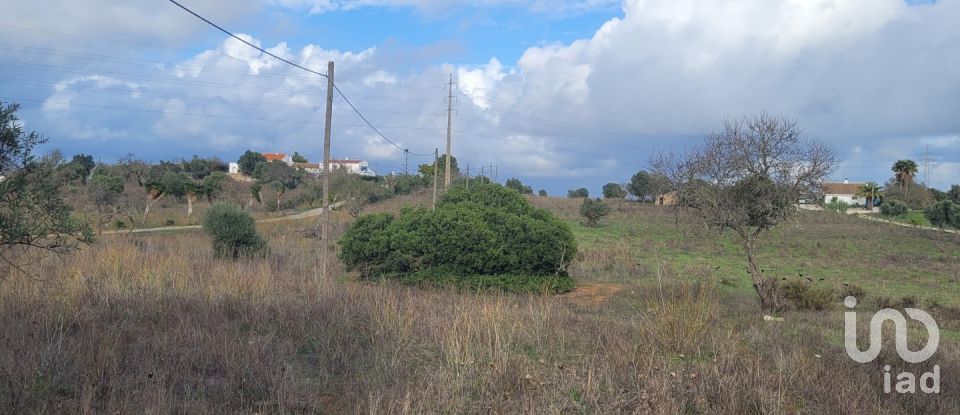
0, 201, 957, 414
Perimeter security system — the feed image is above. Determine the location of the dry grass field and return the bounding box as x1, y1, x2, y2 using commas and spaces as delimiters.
1, 195, 958, 414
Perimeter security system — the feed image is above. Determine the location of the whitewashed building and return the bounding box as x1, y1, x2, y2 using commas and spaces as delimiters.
823, 180, 864, 206
292, 158, 376, 177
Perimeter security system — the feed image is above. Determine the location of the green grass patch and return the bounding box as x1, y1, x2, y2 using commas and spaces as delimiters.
371, 270, 575, 294
565, 206, 960, 306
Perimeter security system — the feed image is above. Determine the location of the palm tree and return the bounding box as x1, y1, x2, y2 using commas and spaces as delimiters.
892, 159, 919, 191
857, 182, 883, 210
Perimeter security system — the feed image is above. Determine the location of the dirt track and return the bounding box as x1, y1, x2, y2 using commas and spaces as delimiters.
102, 202, 343, 235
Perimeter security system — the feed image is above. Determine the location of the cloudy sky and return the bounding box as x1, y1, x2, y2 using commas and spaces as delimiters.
1, 0, 958, 194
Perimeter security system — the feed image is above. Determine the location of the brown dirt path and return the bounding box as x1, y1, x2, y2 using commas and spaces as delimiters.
563, 282, 626, 305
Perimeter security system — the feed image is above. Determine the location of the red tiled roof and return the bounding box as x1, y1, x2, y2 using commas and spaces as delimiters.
263, 153, 287, 161
823, 182, 862, 195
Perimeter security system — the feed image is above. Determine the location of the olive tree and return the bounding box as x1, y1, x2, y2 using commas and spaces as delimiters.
654, 114, 837, 312
87, 168, 125, 233
0, 101, 92, 272
253, 161, 303, 211
602, 183, 626, 199
924, 200, 960, 231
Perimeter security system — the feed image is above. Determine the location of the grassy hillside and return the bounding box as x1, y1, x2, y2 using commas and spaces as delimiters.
534, 198, 960, 307
1, 196, 957, 413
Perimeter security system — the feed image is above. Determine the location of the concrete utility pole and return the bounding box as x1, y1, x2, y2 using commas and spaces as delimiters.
403, 149, 409, 175
321, 61, 334, 281
444, 74, 454, 188
465, 162, 470, 190
432, 148, 439, 210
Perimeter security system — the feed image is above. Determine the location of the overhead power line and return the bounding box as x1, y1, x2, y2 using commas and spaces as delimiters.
168, 0, 433, 157
168, 0, 328, 80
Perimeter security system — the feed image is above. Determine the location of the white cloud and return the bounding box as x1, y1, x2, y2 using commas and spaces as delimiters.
458, 58, 507, 109
362, 135, 401, 159
43, 75, 141, 112
0, 0, 260, 49
266, 0, 620, 16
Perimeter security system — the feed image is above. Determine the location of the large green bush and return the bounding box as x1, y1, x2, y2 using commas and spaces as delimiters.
339, 183, 577, 293
924, 200, 960, 230
879, 199, 909, 217
202, 204, 266, 259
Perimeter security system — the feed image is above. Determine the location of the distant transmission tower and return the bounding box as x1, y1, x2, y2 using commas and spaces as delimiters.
922, 144, 931, 186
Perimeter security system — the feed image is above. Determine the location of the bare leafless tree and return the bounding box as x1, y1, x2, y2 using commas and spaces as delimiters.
653, 114, 838, 312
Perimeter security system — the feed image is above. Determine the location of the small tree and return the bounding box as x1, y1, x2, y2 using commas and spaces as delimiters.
538, 189, 547, 197
880, 199, 909, 217
250, 182, 263, 206
58, 153, 96, 184
291, 152, 308, 163
505, 177, 533, 194
331, 172, 390, 218
142, 180, 164, 223
824, 197, 849, 213
0, 101, 92, 271
418, 154, 459, 179
654, 114, 837, 312
200, 172, 227, 202
202, 204, 266, 259
567, 188, 589, 198
924, 200, 960, 231
628, 170, 651, 200
948, 185, 960, 204
856, 182, 883, 210
253, 161, 303, 210
87, 168, 125, 232
602, 182, 626, 199
237, 150, 267, 176
580, 197, 610, 226
118, 153, 150, 186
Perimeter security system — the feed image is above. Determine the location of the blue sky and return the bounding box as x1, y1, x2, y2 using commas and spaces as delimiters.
263, 5, 619, 65
1, 0, 958, 195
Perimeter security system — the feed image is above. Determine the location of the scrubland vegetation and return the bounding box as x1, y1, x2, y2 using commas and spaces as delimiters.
2, 195, 958, 414
3, 103, 959, 413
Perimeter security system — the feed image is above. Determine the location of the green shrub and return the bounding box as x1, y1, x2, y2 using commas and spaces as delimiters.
824, 197, 849, 213
202, 203, 266, 259
377, 270, 576, 293
113, 220, 126, 229
339, 183, 577, 293
580, 197, 610, 226
567, 188, 589, 198
924, 200, 960, 230
880, 199, 909, 217
779, 280, 836, 311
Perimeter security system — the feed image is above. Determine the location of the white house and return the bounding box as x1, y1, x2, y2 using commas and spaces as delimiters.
228, 162, 240, 174
331, 158, 375, 176
292, 158, 376, 177
823, 179, 864, 206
